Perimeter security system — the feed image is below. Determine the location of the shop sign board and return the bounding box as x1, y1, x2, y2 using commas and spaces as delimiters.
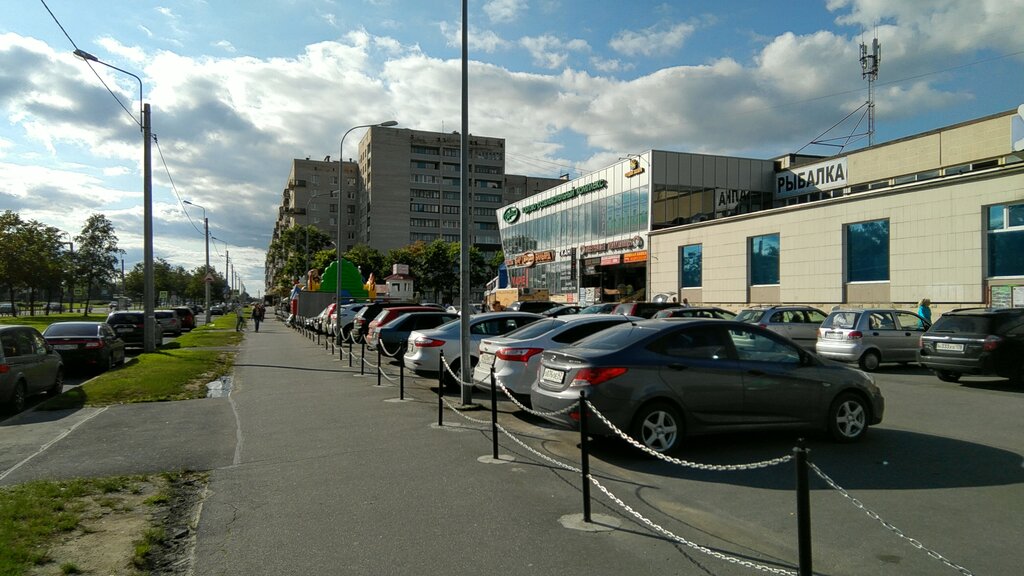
776, 157, 847, 199
520, 179, 608, 215
600, 255, 621, 266
623, 250, 648, 263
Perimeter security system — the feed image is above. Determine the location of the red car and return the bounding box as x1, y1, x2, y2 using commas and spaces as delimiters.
173, 307, 196, 331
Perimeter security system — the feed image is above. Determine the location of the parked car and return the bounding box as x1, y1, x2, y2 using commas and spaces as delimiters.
473, 314, 641, 402
611, 301, 680, 318
172, 306, 196, 331
0, 302, 17, 316
45, 302, 64, 312
541, 305, 582, 317
364, 306, 449, 350
367, 311, 459, 357
404, 311, 544, 384
815, 308, 930, 371
0, 325, 64, 413
42, 321, 126, 373
105, 311, 163, 347
312, 304, 336, 334
917, 307, 1024, 383
652, 306, 737, 320
154, 310, 183, 336
578, 303, 617, 314
328, 303, 368, 338
734, 305, 828, 349
507, 301, 561, 313
351, 302, 418, 341
209, 304, 226, 316
530, 318, 885, 453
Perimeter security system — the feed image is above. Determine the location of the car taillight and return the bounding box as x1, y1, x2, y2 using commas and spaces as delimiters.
496, 347, 543, 362
413, 337, 445, 348
0, 363, 9, 374
571, 367, 628, 387
847, 331, 863, 340
983, 335, 1004, 351
758, 323, 768, 329
85, 341, 104, 349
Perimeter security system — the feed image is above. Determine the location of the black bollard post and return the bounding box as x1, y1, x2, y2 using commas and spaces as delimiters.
376, 345, 382, 386
490, 367, 499, 460
399, 354, 405, 400
348, 337, 353, 367
360, 338, 366, 375
579, 390, 592, 523
795, 439, 812, 576
437, 352, 444, 426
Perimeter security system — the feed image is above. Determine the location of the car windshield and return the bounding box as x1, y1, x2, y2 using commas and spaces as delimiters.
501, 318, 562, 339
110, 313, 143, 323
571, 322, 648, 350
579, 304, 610, 314
822, 311, 860, 329
734, 310, 762, 323
44, 324, 99, 337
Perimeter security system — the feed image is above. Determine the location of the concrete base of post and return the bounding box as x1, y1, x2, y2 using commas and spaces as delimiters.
477, 454, 515, 464
558, 513, 620, 532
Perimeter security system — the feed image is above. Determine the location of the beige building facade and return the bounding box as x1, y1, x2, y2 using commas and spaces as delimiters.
648, 108, 1024, 315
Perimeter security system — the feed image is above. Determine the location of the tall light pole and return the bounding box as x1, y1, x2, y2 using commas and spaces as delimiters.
212, 236, 229, 304
58, 232, 74, 313
74, 49, 156, 352
183, 200, 211, 324
336, 120, 398, 349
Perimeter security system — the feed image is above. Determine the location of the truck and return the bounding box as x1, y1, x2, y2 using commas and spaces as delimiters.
485, 287, 550, 311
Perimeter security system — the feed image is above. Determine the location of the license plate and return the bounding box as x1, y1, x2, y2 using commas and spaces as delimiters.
824, 331, 845, 340
53, 344, 77, 350
480, 353, 494, 365
116, 327, 132, 333
936, 342, 964, 352
542, 367, 564, 384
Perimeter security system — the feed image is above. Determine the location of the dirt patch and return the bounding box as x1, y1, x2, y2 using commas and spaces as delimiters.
28, 472, 208, 576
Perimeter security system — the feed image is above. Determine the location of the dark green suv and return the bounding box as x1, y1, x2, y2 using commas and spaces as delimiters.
918, 307, 1024, 384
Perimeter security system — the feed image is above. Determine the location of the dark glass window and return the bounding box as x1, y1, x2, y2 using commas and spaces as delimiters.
846, 219, 889, 282
680, 244, 702, 288
986, 204, 1024, 277
750, 234, 779, 285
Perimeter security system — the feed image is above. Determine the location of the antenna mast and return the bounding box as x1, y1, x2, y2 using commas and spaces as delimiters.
860, 35, 881, 146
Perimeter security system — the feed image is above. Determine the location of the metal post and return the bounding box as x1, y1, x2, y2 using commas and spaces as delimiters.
490, 367, 499, 460
579, 390, 592, 523
142, 103, 155, 352
437, 352, 444, 426
376, 345, 382, 386
348, 337, 353, 367
795, 439, 813, 576
360, 338, 366, 375
399, 352, 405, 400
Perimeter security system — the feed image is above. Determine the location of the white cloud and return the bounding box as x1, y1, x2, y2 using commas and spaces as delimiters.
609, 22, 696, 57
484, 0, 526, 24
213, 40, 237, 53
439, 21, 511, 53
519, 34, 590, 69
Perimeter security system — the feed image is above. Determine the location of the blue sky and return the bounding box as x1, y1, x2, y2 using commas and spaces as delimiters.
2, 0, 1023, 294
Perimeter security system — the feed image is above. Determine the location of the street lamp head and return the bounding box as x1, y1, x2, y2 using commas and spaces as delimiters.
379, 120, 398, 127
73, 49, 98, 62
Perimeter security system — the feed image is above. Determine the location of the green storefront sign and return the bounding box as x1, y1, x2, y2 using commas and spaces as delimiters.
519, 179, 608, 216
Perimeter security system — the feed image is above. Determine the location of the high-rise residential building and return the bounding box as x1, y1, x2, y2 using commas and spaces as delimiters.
266, 128, 563, 292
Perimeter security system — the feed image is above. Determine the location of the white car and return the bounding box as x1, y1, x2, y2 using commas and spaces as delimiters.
327, 303, 367, 338
473, 314, 642, 402
403, 312, 544, 385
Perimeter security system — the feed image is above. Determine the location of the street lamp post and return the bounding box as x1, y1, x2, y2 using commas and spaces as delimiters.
336, 120, 398, 348
74, 49, 156, 352
183, 200, 211, 324
59, 234, 74, 313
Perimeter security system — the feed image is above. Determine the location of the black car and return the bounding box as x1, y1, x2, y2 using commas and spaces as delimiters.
42, 322, 126, 373
105, 311, 163, 347
917, 307, 1024, 384
541, 305, 582, 317
350, 302, 417, 341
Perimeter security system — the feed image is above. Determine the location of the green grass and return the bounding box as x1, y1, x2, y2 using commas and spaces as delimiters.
0, 476, 144, 575
40, 348, 234, 409
175, 314, 243, 347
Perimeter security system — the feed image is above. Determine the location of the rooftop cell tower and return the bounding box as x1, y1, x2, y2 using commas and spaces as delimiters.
860, 35, 881, 146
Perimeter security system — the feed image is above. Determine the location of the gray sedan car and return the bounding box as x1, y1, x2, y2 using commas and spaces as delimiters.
530, 318, 884, 453
1, 325, 64, 414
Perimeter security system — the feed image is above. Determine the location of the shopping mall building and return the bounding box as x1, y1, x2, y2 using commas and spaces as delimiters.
497, 106, 1024, 312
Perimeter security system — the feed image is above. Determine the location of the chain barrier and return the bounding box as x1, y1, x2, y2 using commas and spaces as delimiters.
440, 395, 492, 425
378, 339, 404, 358
808, 463, 974, 575
441, 355, 475, 389
494, 379, 581, 417
585, 400, 793, 471
588, 475, 798, 575
493, 422, 581, 473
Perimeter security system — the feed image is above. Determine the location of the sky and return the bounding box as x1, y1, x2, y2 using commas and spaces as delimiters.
2, 0, 1023, 296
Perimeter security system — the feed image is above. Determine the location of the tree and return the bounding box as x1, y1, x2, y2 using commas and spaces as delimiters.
74, 214, 120, 313
341, 243, 385, 282
266, 225, 334, 295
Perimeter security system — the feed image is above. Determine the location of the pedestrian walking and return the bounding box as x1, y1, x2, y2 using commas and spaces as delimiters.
251, 303, 264, 332
235, 302, 246, 332
917, 297, 932, 327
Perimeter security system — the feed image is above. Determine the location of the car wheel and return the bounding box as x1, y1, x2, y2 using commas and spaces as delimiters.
858, 350, 881, 372
935, 370, 961, 383
1011, 361, 1024, 386
631, 402, 684, 454
828, 393, 869, 442
8, 381, 28, 413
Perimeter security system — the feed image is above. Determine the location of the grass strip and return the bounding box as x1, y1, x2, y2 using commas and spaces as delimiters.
0, 476, 145, 575
40, 348, 235, 409
0, 312, 109, 330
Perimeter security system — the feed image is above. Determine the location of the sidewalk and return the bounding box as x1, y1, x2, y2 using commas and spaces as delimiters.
190, 318, 716, 576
